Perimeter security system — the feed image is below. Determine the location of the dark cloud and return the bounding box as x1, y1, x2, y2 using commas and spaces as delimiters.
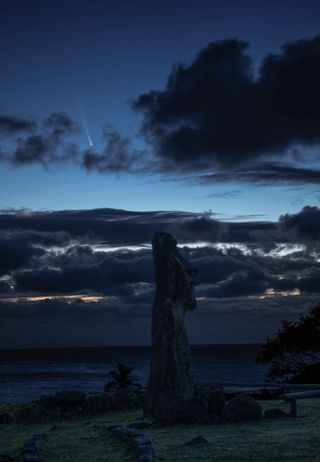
13, 248, 153, 295
43, 113, 78, 139
0, 208, 229, 245
2, 112, 79, 167
169, 216, 229, 242
0, 280, 10, 293
133, 37, 320, 171
0, 113, 35, 134
203, 269, 268, 298
0, 206, 317, 251
82, 127, 143, 173
197, 163, 320, 186
279, 206, 320, 241
0, 206, 311, 252
0, 235, 44, 275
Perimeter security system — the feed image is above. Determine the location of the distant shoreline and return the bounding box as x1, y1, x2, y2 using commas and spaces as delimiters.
0, 343, 262, 353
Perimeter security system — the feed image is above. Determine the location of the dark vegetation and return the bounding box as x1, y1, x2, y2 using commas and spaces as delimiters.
104, 363, 142, 392
257, 304, 320, 383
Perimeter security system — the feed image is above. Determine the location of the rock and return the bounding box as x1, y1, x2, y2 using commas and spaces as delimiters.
20, 452, 39, 462
20, 434, 47, 462
264, 408, 290, 419
109, 425, 155, 462
207, 389, 225, 422
0, 414, 13, 424
129, 433, 154, 461
144, 232, 198, 417
184, 436, 209, 446
130, 434, 152, 448
49, 424, 58, 431
226, 393, 262, 422
111, 426, 141, 440
161, 397, 209, 424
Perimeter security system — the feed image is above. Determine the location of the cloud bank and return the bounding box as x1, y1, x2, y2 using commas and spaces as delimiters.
0, 206, 319, 347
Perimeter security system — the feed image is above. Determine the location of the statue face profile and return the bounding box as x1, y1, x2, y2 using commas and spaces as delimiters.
152, 232, 197, 311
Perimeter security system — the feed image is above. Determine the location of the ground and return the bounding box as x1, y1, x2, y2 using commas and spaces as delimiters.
1, 399, 320, 461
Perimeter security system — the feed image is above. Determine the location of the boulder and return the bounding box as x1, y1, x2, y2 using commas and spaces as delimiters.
110, 425, 155, 462
225, 393, 262, 422
129, 434, 154, 456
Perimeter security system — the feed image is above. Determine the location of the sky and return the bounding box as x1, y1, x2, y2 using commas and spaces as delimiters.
1, 0, 320, 348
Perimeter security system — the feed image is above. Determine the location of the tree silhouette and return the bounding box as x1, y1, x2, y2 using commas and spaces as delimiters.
256, 305, 320, 383
104, 363, 141, 392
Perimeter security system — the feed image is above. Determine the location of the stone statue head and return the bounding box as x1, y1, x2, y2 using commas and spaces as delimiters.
152, 232, 197, 310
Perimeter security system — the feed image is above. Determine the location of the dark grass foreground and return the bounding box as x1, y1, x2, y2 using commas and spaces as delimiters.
1, 399, 320, 461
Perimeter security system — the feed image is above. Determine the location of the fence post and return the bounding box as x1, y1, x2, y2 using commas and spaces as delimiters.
290, 399, 297, 417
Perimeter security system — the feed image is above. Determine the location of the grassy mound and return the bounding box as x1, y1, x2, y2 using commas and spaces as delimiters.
1, 399, 320, 461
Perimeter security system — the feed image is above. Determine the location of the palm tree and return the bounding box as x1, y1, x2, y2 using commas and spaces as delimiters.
104, 363, 141, 392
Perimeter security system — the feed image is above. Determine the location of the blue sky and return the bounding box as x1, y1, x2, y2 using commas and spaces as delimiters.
1, 0, 320, 220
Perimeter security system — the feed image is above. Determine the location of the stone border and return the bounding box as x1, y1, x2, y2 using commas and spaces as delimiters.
20, 433, 47, 462
109, 424, 155, 462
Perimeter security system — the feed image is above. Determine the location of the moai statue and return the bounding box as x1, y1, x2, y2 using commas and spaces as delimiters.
144, 232, 198, 417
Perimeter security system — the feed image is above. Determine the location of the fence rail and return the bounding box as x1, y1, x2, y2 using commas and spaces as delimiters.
198, 382, 320, 391
280, 390, 320, 417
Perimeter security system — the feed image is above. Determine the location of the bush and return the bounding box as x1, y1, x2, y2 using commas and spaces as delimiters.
256, 304, 320, 383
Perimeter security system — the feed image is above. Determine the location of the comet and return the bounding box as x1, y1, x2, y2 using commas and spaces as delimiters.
78, 104, 93, 147
73, 92, 94, 147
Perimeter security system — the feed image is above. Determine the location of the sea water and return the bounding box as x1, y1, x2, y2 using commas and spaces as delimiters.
0, 344, 266, 404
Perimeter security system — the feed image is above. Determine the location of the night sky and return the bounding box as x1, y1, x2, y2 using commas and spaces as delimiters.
1, 0, 320, 348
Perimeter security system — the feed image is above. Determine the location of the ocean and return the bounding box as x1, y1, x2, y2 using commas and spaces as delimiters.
0, 344, 266, 404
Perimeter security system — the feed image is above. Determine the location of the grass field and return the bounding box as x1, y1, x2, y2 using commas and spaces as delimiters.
1, 399, 320, 461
